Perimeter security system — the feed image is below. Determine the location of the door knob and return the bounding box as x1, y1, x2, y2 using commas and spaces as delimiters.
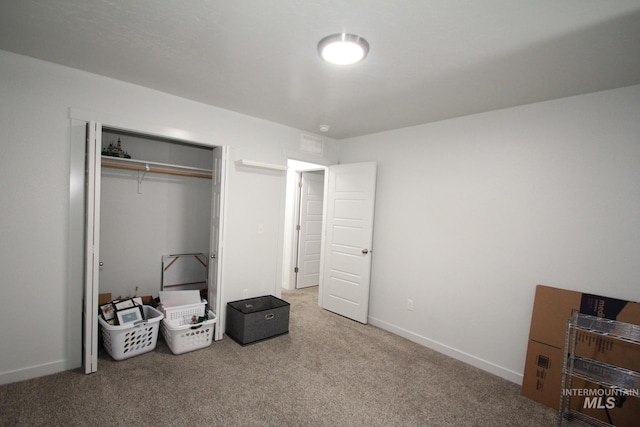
99, 261, 104, 267
211, 254, 216, 259
362, 249, 369, 254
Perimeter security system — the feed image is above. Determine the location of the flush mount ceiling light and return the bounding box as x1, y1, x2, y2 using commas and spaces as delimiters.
318, 33, 369, 65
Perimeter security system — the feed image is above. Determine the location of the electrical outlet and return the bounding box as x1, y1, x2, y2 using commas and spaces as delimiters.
407, 299, 414, 311
243, 289, 249, 298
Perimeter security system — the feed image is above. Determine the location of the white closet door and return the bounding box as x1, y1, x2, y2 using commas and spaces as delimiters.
208, 146, 228, 341
83, 121, 101, 374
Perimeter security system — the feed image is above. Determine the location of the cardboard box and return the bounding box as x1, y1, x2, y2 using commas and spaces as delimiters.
527, 285, 640, 349
140, 295, 157, 308
522, 284, 640, 424
522, 340, 640, 415
98, 293, 113, 306
522, 340, 564, 409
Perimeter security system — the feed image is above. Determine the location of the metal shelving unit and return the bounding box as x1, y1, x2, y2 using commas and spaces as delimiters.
559, 312, 640, 426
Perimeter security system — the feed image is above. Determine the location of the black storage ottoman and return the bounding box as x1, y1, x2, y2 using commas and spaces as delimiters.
226, 295, 290, 345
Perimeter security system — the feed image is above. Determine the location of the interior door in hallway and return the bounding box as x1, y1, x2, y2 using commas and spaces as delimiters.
296, 171, 324, 288
320, 162, 377, 324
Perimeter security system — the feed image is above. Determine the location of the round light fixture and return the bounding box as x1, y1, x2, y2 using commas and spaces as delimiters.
318, 33, 369, 65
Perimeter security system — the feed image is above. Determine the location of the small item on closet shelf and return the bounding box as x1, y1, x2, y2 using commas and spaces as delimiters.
102, 137, 131, 158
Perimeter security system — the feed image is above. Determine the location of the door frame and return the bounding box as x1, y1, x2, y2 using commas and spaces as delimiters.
295, 170, 325, 289
282, 159, 326, 291
69, 108, 227, 373
282, 159, 377, 321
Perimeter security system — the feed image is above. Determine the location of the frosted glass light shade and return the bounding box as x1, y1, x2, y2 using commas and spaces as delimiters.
318, 33, 369, 65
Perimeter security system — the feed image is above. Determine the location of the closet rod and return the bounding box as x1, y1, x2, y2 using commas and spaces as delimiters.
101, 156, 212, 179
102, 161, 212, 179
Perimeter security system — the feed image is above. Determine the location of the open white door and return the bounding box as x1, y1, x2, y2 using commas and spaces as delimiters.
296, 171, 324, 288
320, 162, 377, 324
208, 146, 228, 341
83, 121, 101, 373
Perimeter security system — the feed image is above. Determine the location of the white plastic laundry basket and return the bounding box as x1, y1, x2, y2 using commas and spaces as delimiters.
161, 310, 217, 355
98, 305, 163, 361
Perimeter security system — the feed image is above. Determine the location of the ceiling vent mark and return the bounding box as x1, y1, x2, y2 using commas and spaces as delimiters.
300, 134, 324, 156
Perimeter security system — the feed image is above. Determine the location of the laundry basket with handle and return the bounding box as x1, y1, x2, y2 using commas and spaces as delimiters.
98, 305, 163, 360
160, 310, 217, 355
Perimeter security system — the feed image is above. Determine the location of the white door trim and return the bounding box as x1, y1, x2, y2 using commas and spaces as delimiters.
282, 159, 326, 291
296, 171, 325, 288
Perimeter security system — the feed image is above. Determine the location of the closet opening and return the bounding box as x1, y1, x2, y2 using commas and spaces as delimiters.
76, 119, 228, 374
99, 127, 214, 301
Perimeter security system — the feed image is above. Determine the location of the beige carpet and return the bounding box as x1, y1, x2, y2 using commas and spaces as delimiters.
0, 287, 556, 426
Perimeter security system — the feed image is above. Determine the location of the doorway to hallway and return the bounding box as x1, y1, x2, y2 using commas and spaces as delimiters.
283, 159, 326, 292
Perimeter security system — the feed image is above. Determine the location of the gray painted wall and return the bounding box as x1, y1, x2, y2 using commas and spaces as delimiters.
339, 85, 640, 382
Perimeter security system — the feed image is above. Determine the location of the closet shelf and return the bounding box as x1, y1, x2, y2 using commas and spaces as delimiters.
101, 156, 212, 179
235, 159, 288, 171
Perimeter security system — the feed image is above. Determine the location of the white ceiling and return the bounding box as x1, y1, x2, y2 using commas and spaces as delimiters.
1, 0, 640, 139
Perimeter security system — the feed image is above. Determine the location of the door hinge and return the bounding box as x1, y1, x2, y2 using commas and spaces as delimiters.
294, 267, 299, 273
296, 224, 301, 231
298, 181, 303, 188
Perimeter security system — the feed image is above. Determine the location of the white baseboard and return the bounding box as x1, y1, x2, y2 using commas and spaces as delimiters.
0, 360, 68, 386
367, 316, 524, 385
